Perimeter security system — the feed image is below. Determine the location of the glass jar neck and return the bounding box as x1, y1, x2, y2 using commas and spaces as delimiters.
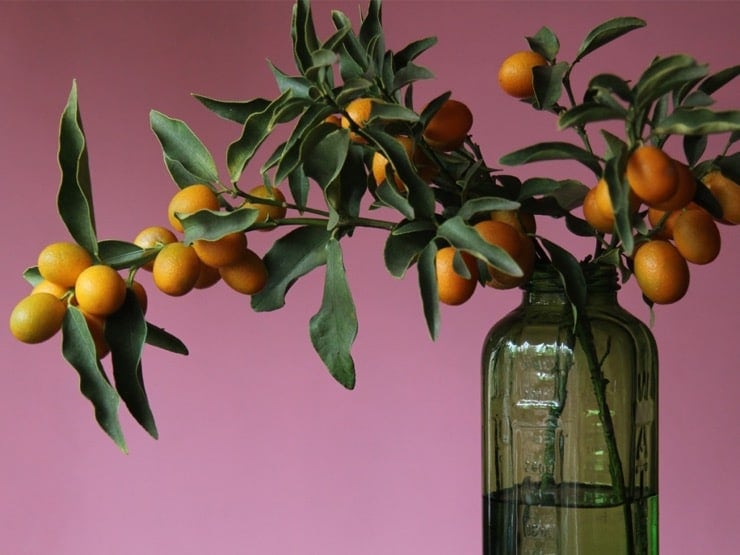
522, 263, 620, 307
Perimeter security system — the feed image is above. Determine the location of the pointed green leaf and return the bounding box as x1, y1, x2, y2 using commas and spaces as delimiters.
227, 90, 293, 184
106, 291, 157, 439
23, 266, 43, 286
683, 134, 708, 167
269, 61, 313, 98
603, 146, 634, 254
392, 63, 434, 92
62, 307, 126, 452
384, 222, 435, 278
519, 178, 588, 211
369, 101, 420, 123
532, 61, 568, 109
699, 64, 740, 95
309, 239, 357, 389
251, 226, 331, 312
150, 110, 219, 188
539, 239, 587, 322
457, 197, 520, 222
98, 240, 150, 270
587, 73, 633, 102
633, 55, 708, 109
558, 102, 626, 131
394, 36, 438, 69
291, 0, 320, 73
180, 207, 259, 244
499, 141, 603, 177
436, 217, 522, 277
359, 0, 385, 70
575, 17, 646, 62
58, 80, 97, 255
275, 104, 337, 184
417, 242, 440, 340
654, 108, 740, 136
145, 322, 189, 355
302, 127, 351, 190
192, 95, 271, 124
527, 26, 559, 61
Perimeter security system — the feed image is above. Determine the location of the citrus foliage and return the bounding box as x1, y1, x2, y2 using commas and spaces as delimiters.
9, 0, 739, 449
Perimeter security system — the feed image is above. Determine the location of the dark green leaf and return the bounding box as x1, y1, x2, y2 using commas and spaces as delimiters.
527, 26, 559, 61
437, 217, 522, 277
145, 322, 189, 355
532, 62, 568, 109
227, 90, 293, 184
291, 0, 320, 73
268, 62, 313, 99
370, 101, 420, 123
106, 291, 157, 439
633, 55, 708, 109
150, 110, 219, 188
457, 197, 520, 222
575, 17, 646, 62
716, 153, 740, 184
394, 36, 438, 69
374, 180, 415, 220
302, 127, 351, 190
62, 307, 126, 452
654, 108, 740, 135
417, 242, 440, 340
603, 146, 634, 254
392, 63, 434, 92
192, 95, 271, 125
384, 223, 435, 278
699, 64, 740, 95
98, 240, 149, 270
275, 104, 337, 184
519, 178, 589, 211
288, 165, 310, 212
358, 0, 385, 70
499, 141, 603, 177
309, 239, 357, 389
180, 207, 259, 244
58, 80, 97, 255
251, 226, 331, 312
558, 102, 626, 131
331, 10, 369, 75
587, 73, 633, 103
681, 90, 714, 108
683, 135, 708, 167
539, 239, 587, 322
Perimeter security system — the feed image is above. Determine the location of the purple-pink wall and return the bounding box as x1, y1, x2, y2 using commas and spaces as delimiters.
1, 2, 738, 553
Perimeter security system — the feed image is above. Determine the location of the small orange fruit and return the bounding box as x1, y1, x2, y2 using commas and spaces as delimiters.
81, 310, 109, 359
474, 220, 536, 289
9, 293, 67, 344
193, 232, 248, 268
633, 240, 690, 304
435, 246, 478, 306
498, 51, 548, 99
489, 209, 537, 235
133, 225, 178, 270
583, 178, 640, 234
167, 184, 220, 233
37, 242, 93, 288
194, 263, 221, 290
152, 242, 202, 297
422, 99, 473, 151
647, 203, 700, 240
74, 265, 128, 317
241, 184, 287, 226
340, 97, 374, 143
219, 249, 268, 295
129, 280, 148, 314
702, 170, 740, 225
31, 279, 71, 299
650, 160, 697, 212
672, 208, 721, 265
625, 145, 678, 207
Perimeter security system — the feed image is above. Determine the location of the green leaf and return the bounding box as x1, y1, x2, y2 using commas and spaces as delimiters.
358, 0, 385, 71
558, 102, 626, 131
23, 266, 43, 286
457, 197, 520, 222
539, 240, 587, 323
532, 61, 568, 109
150, 110, 219, 188
275, 104, 337, 184
587, 73, 633, 103
288, 165, 310, 212
331, 10, 369, 76
384, 222, 435, 278
699, 64, 740, 95
180, 207, 259, 244
369, 101, 420, 123
437, 217, 522, 277
394, 36, 438, 69
683, 134, 708, 167
527, 26, 559, 61
603, 147, 634, 255
291, 0, 320, 73
106, 291, 157, 439
309, 239, 357, 389
251, 226, 331, 312
62, 307, 126, 452
192, 95, 271, 125
375, 180, 415, 220
268, 62, 313, 99
654, 108, 740, 136
417, 242, 440, 340
633, 55, 708, 109
716, 153, 740, 184
392, 63, 434, 92
227, 90, 293, 184
97, 240, 150, 270
499, 141, 603, 177
575, 17, 646, 62
57, 80, 97, 255
302, 127, 351, 190
145, 322, 189, 355
519, 178, 589, 211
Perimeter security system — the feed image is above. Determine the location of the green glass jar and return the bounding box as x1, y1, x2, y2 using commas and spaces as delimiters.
482, 263, 658, 554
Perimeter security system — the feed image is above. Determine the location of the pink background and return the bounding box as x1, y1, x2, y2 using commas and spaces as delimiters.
1, 1, 738, 553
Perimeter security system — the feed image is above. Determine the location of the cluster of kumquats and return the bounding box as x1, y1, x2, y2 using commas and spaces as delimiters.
8, 183, 285, 349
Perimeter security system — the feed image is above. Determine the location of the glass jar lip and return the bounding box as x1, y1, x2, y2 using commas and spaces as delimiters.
523, 261, 620, 294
